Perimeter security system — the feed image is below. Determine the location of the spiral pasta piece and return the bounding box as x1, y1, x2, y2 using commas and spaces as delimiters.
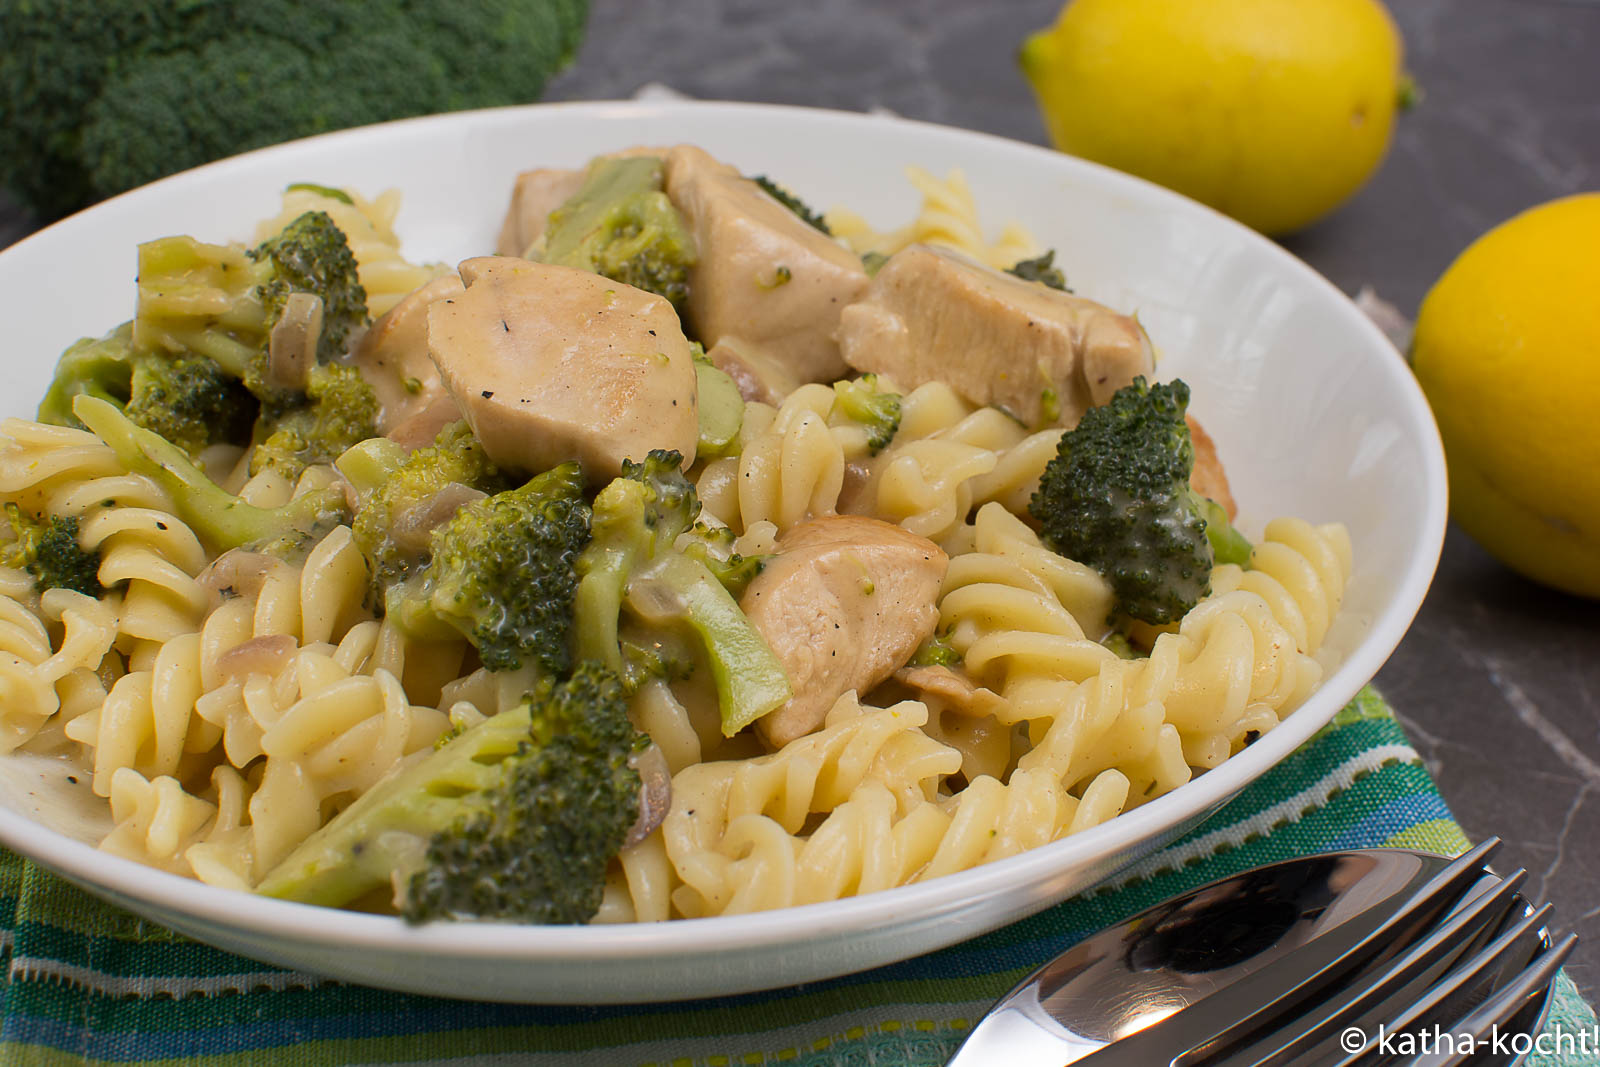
824, 168, 1040, 270
0, 418, 210, 642
0, 588, 119, 753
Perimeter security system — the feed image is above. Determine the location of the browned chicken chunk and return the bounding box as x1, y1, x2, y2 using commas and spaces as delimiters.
836, 244, 1154, 428
494, 168, 586, 258
1187, 415, 1236, 519
354, 274, 465, 434
704, 336, 801, 405
427, 256, 698, 480
663, 145, 869, 385
740, 516, 948, 747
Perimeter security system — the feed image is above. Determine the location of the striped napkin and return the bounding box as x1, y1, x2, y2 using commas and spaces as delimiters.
0, 687, 1592, 1066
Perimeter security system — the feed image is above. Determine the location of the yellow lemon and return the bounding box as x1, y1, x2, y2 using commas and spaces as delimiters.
1412, 194, 1600, 598
1020, 0, 1404, 235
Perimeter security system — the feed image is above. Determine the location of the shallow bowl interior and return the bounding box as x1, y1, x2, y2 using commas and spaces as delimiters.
0, 101, 1446, 1003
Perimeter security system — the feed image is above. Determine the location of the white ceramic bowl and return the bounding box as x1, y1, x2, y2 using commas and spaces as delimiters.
0, 101, 1446, 1003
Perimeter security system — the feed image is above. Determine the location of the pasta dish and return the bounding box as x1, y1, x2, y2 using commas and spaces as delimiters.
0, 145, 1350, 924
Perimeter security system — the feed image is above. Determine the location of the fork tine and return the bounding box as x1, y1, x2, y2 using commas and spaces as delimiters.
1071, 841, 1503, 1066
1408, 932, 1578, 1067
1216, 869, 1528, 1066
1373, 902, 1554, 1043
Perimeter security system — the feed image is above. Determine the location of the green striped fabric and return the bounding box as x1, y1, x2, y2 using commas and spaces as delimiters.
0, 687, 1591, 1066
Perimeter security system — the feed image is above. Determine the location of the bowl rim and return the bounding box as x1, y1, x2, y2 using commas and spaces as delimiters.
0, 98, 1449, 973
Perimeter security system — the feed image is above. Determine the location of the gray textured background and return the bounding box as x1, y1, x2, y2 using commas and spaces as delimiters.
2, 0, 1598, 1004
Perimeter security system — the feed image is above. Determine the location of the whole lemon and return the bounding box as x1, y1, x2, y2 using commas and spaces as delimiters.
1020, 0, 1404, 235
1412, 194, 1600, 598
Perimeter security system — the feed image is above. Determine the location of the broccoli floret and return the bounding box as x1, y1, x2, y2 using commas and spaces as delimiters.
39, 323, 260, 459
250, 364, 380, 481
132, 211, 368, 389
751, 175, 831, 235
543, 156, 697, 309
679, 521, 765, 598
245, 210, 368, 371
256, 661, 643, 924
3, 504, 102, 597
0, 1, 588, 219
1007, 250, 1070, 291
131, 211, 375, 479
833, 374, 902, 454
346, 422, 506, 594
618, 633, 697, 692
71, 395, 347, 555
387, 463, 591, 676
126, 352, 258, 459
1030, 377, 1238, 626
575, 451, 790, 733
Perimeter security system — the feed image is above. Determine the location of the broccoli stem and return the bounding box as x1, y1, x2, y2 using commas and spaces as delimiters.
72, 395, 346, 554
257, 701, 535, 908
576, 525, 789, 735
1200, 496, 1253, 567
635, 553, 791, 737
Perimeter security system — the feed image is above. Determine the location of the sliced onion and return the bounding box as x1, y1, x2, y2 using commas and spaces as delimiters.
267, 292, 324, 391
390, 482, 487, 552
623, 743, 672, 847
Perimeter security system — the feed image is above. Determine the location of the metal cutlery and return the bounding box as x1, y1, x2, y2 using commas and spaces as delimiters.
949, 839, 1575, 1066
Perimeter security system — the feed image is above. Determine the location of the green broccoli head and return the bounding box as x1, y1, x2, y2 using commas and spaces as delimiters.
1030, 377, 1218, 625
543, 156, 697, 309
678, 521, 764, 598
126, 352, 258, 459
250, 364, 380, 481
256, 661, 644, 925
39, 323, 260, 460
576, 451, 790, 734
348, 421, 506, 594
1006, 250, 1070, 291
389, 462, 592, 676
750, 174, 831, 235
3, 504, 102, 597
132, 211, 367, 388
833, 373, 903, 455
0, 0, 588, 219
246, 209, 368, 369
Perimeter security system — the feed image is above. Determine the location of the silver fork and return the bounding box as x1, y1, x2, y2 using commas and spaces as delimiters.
950, 839, 1577, 1066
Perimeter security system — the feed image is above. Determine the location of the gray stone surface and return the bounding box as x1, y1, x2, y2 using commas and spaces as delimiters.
2, 0, 1598, 1003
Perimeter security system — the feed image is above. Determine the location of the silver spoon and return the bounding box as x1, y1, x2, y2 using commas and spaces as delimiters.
950, 841, 1565, 1066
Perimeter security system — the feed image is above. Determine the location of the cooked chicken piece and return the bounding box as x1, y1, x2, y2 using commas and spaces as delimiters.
894, 664, 1007, 719
740, 515, 948, 747
704, 336, 801, 405
836, 244, 1154, 429
354, 274, 465, 434
385, 393, 464, 452
427, 256, 698, 480
1187, 414, 1236, 519
495, 168, 586, 258
663, 144, 869, 385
